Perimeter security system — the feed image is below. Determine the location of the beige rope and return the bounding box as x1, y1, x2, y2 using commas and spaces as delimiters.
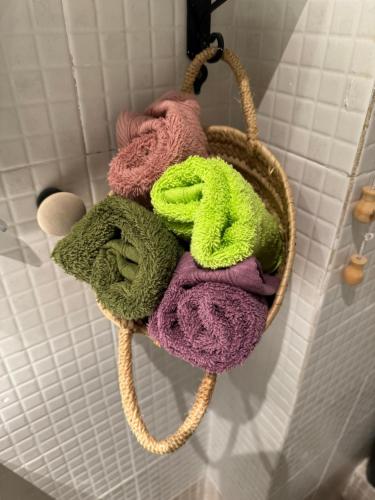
181, 48, 259, 147
117, 327, 216, 454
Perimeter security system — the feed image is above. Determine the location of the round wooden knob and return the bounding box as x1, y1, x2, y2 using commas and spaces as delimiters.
37, 190, 86, 236
353, 186, 375, 223
342, 254, 368, 286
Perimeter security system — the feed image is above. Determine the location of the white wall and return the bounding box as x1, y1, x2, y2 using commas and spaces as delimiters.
1, 1, 374, 500
207, 1, 375, 499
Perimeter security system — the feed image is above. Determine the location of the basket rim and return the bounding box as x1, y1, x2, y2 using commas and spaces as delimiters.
206, 125, 296, 328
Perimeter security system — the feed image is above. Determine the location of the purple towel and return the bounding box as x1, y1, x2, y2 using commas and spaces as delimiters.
148, 253, 279, 373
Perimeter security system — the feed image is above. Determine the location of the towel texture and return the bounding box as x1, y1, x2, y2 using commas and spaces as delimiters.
52, 195, 182, 320
151, 156, 283, 272
108, 91, 208, 204
148, 253, 279, 373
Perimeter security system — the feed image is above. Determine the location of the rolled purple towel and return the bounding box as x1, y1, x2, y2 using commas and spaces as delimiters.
148, 253, 279, 373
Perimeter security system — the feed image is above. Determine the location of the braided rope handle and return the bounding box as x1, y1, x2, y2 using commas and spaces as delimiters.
117, 327, 216, 454
181, 47, 259, 146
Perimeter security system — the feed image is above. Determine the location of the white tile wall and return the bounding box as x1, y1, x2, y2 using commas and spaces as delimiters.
208, 0, 375, 499
1, 0, 375, 499
171, 478, 223, 500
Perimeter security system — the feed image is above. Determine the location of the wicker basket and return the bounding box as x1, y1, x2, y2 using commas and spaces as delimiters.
100, 48, 296, 455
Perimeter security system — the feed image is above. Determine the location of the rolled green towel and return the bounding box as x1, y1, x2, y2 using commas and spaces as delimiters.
151, 156, 283, 271
52, 195, 182, 320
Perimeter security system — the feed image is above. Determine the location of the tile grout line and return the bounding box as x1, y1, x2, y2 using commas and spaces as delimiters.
60, 0, 96, 209
322, 85, 375, 288
121, 0, 134, 110
312, 370, 375, 498
0, 4, 83, 493
92, 0, 112, 151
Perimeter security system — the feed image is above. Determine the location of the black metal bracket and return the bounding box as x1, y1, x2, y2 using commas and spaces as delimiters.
186, 0, 228, 94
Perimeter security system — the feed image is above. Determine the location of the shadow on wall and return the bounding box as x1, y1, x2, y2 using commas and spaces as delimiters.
13, 461, 126, 500
0, 464, 54, 500
0, 161, 92, 269
216, 451, 289, 499
230, 0, 308, 126
0, 230, 42, 267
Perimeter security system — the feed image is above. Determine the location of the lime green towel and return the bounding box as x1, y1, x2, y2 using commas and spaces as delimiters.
52, 195, 182, 320
151, 156, 282, 271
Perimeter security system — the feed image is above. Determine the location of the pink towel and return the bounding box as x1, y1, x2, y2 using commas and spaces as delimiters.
148, 253, 280, 373
108, 91, 208, 204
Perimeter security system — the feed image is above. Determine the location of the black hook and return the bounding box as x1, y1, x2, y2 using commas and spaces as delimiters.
207, 32, 224, 63
194, 34, 223, 94
193, 65, 208, 95
186, 0, 227, 94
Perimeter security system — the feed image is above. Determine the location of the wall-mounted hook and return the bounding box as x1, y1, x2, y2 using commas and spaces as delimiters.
353, 186, 375, 223
342, 254, 368, 286
342, 232, 373, 286
186, 0, 227, 94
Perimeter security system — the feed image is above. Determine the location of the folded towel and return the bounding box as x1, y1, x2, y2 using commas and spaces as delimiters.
52, 195, 182, 320
108, 91, 208, 204
151, 156, 283, 272
148, 253, 279, 373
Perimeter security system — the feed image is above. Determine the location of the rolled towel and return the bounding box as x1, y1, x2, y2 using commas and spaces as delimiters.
151, 156, 283, 272
52, 195, 182, 320
148, 253, 279, 373
108, 91, 208, 204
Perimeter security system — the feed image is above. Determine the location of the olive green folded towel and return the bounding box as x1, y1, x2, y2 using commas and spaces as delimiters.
52, 195, 182, 320
151, 156, 282, 271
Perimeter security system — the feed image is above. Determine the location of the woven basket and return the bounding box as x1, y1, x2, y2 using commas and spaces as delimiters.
100, 48, 296, 455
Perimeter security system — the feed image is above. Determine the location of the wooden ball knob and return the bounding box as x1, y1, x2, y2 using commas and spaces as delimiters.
342, 254, 368, 286
353, 186, 375, 223
37, 191, 86, 236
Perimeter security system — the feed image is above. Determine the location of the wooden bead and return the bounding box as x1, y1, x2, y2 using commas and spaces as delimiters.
353, 186, 375, 224
37, 192, 86, 236
342, 254, 368, 286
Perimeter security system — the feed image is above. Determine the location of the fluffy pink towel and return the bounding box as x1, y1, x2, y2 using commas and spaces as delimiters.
148, 253, 280, 373
108, 91, 208, 204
